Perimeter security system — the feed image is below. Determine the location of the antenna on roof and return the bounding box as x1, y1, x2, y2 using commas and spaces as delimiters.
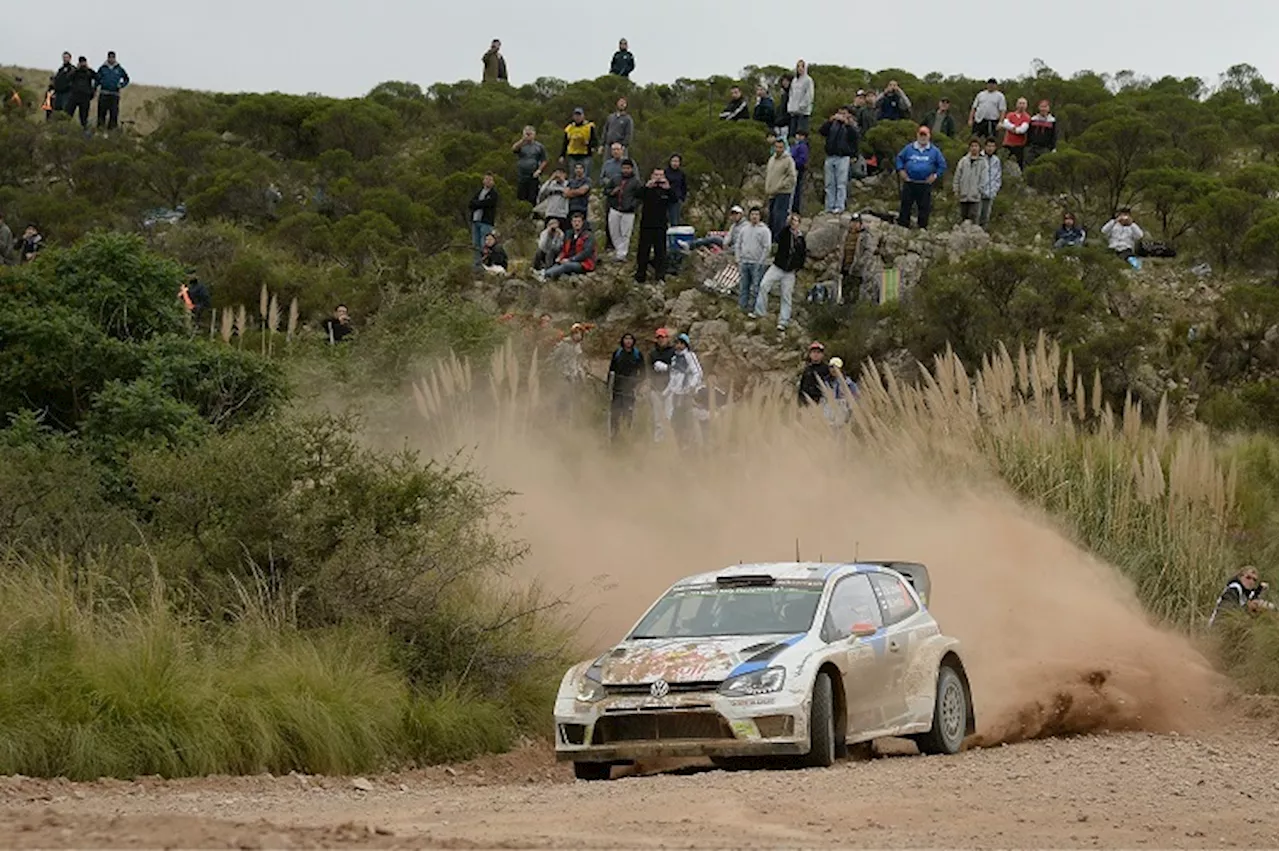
819, 552, 824, 563
795, 538, 801, 563
855, 540, 860, 561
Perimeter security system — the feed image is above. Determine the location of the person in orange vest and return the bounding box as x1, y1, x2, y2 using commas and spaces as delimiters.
41, 80, 55, 120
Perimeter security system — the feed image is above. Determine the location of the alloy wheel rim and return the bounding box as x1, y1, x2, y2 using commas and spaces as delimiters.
941, 678, 964, 744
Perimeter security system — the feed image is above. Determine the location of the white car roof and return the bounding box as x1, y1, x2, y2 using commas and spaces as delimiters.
674, 562, 881, 586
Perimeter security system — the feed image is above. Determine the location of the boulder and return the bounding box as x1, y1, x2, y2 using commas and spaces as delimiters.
667, 287, 703, 331
805, 214, 847, 260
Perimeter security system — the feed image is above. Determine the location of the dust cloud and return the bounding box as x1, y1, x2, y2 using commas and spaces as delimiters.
392, 374, 1222, 744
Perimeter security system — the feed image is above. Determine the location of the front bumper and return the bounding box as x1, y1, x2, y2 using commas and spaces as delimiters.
553, 688, 812, 763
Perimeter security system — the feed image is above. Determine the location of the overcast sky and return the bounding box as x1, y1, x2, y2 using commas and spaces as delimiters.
3, 0, 1277, 97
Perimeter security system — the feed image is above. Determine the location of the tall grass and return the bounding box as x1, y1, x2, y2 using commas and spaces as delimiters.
416, 334, 1275, 690
842, 335, 1247, 630
0, 557, 516, 779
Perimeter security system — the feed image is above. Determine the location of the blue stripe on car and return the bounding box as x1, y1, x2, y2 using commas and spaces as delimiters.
725, 633, 805, 678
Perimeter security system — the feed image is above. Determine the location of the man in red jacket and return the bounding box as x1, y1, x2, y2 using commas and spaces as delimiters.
1000, 97, 1032, 169
535, 211, 596, 281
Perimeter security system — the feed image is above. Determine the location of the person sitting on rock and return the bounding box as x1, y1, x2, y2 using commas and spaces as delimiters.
1053, 212, 1086, 250
537, 166, 570, 225
534, 211, 595, 281
1100, 208, 1144, 260
1209, 566, 1274, 626
480, 231, 508, 273
534, 218, 565, 271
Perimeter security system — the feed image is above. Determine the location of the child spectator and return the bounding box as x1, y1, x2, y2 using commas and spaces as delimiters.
978, 138, 1003, 228
952, 138, 988, 224
1053, 213, 1086, 249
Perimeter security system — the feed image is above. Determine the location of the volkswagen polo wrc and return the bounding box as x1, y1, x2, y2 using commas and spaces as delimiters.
554, 561, 974, 780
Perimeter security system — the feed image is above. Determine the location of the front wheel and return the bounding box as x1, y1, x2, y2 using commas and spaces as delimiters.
913, 665, 968, 755
801, 672, 836, 767
572, 761, 611, 781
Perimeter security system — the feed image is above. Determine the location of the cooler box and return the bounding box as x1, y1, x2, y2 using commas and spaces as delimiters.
667, 226, 696, 254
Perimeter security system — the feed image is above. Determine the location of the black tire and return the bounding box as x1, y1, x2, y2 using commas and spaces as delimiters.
802, 672, 836, 767
573, 761, 611, 781
914, 664, 968, 755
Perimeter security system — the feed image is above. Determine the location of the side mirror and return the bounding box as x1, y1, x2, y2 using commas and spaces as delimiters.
850, 622, 878, 638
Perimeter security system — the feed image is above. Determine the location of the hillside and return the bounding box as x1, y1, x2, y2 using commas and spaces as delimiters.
0, 59, 1276, 781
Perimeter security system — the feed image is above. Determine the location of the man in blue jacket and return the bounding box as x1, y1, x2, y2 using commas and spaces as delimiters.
895, 126, 948, 229
96, 51, 130, 130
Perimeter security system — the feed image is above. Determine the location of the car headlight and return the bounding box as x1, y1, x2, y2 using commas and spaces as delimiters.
719, 666, 786, 697
575, 668, 605, 703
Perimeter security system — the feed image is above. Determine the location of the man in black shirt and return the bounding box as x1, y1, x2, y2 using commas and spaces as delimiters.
608, 333, 646, 440
66, 56, 97, 129
634, 168, 671, 284
322, 304, 353, 344
798, 341, 831, 406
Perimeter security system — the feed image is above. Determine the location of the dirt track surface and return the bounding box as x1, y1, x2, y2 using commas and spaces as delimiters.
2, 723, 1277, 850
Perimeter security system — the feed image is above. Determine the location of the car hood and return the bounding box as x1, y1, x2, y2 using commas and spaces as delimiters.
596, 634, 804, 684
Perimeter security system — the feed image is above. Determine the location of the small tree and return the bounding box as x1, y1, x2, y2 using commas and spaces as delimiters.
691, 123, 773, 225
1074, 114, 1168, 211
1244, 213, 1280, 280
1131, 168, 1219, 242
1192, 188, 1264, 268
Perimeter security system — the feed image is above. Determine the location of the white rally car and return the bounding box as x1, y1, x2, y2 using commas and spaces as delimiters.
554, 561, 974, 780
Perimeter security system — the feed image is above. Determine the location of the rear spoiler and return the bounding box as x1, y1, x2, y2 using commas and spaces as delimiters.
860, 561, 931, 606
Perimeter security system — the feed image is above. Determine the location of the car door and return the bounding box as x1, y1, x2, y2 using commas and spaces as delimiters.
868, 571, 925, 730
820, 574, 886, 738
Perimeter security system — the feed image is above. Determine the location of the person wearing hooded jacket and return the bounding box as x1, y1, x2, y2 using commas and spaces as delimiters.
608, 332, 646, 440
787, 60, 815, 136
664, 333, 705, 448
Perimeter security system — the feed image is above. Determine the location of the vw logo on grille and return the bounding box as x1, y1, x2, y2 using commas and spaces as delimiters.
649, 679, 670, 698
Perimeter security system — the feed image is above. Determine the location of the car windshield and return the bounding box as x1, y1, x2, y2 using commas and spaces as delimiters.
629, 582, 824, 638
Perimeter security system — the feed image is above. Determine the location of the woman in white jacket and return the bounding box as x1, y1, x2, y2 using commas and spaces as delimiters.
787, 60, 815, 138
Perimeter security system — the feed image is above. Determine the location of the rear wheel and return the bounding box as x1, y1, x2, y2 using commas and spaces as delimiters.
572, 761, 611, 781
914, 665, 968, 755
802, 672, 836, 767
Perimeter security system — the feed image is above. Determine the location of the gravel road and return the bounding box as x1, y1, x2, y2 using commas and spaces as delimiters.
1, 720, 1276, 850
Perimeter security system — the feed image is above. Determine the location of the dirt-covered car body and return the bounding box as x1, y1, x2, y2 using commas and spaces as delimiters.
554, 561, 974, 767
